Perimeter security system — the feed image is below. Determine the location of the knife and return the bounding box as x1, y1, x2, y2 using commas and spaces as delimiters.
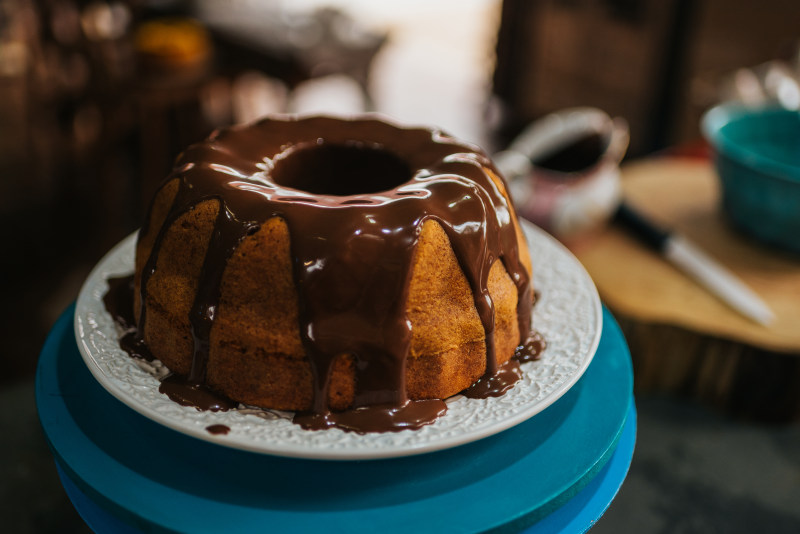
613, 201, 774, 326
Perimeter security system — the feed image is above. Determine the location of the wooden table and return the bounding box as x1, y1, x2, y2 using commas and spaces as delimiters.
569, 157, 800, 421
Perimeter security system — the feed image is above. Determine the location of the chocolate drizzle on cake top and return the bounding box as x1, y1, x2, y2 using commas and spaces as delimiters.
124, 115, 537, 433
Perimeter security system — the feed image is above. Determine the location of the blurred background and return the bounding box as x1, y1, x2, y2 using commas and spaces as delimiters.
2, 0, 799, 532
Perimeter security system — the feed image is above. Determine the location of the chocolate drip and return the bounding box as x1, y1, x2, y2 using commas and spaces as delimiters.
159, 374, 238, 411
294, 399, 448, 434
462, 359, 523, 399
206, 424, 231, 435
104, 275, 136, 330
515, 331, 547, 363
130, 116, 534, 432
461, 330, 546, 400
104, 275, 155, 361
186, 205, 257, 384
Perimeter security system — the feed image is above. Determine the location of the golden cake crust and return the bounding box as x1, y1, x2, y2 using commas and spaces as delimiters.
135, 183, 528, 411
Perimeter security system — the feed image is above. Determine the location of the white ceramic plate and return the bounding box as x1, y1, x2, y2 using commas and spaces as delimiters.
74, 221, 602, 460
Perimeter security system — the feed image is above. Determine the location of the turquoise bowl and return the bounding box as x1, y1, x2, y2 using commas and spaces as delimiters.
702, 104, 800, 254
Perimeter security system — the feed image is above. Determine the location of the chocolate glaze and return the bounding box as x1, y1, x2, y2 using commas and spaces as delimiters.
206, 424, 231, 435
104, 275, 155, 361
294, 399, 448, 434
128, 115, 534, 432
104, 275, 136, 330
515, 331, 547, 363
105, 274, 240, 411
159, 374, 238, 412
462, 358, 523, 399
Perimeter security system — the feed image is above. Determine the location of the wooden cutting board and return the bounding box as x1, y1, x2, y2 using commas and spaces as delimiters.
567, 157, 800, 420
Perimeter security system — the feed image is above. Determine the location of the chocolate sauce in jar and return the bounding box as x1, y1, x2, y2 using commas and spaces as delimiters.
106, 116, 541, 433
533, 132, 607, 173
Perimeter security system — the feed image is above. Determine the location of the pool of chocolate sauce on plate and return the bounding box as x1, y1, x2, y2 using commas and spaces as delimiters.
205, 424, 231, 435
104, 277, 543, 432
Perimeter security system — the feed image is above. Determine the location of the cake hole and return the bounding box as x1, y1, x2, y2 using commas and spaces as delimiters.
271, 143, 412, 196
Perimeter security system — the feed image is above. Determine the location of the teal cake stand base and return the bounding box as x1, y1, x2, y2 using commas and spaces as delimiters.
37, 305, 635, 533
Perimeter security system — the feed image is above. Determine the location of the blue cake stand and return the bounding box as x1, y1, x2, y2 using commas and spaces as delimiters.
37, 305, 635, 533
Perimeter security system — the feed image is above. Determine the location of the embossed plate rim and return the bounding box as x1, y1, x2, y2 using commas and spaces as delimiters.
74, 221, 601, 460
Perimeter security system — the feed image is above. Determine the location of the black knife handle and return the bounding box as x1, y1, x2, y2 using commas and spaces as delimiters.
613, 202, 670, 252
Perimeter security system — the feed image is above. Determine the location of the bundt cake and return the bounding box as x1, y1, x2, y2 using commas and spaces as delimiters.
120, 115, 536, 432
